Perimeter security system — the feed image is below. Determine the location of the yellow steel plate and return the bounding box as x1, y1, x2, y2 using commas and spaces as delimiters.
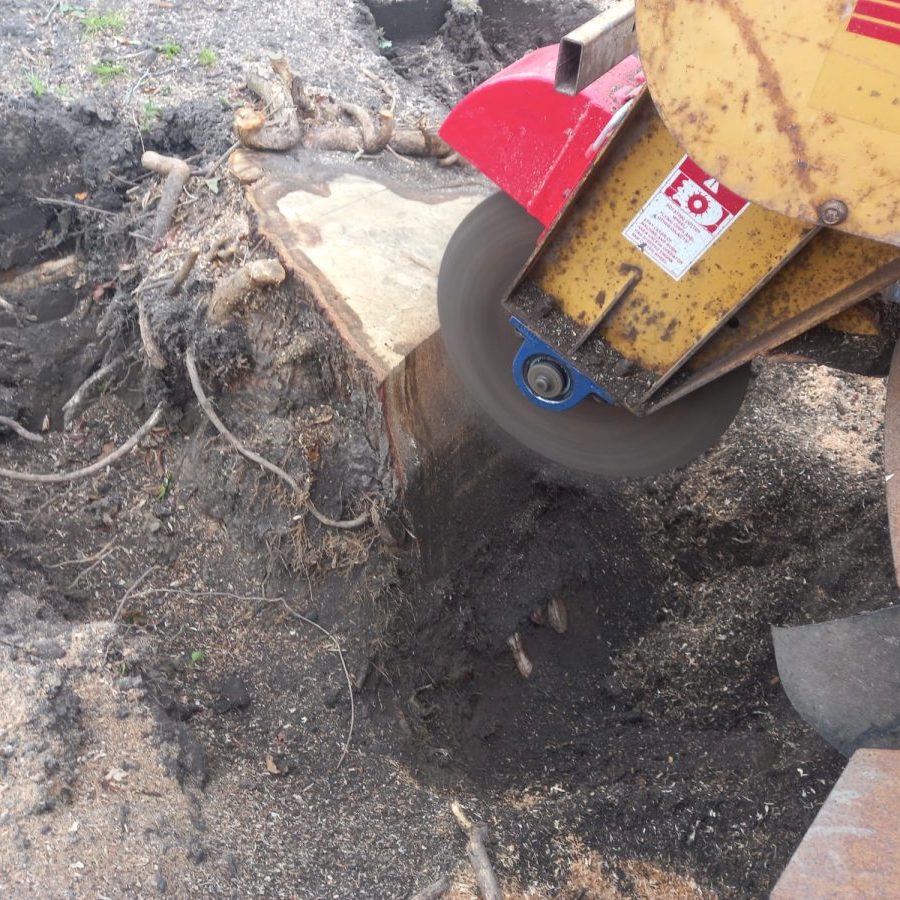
636, 0, 900, 246
529, 103, 812, 376
690, 229, 900, 367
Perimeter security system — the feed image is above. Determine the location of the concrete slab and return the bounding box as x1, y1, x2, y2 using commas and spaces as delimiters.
772, 749, 900, 899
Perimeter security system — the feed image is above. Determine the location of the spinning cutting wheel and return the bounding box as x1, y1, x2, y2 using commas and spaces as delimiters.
437, 193, 751, 477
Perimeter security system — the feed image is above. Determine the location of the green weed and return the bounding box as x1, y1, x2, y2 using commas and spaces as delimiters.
90, 60, 126, 82
140, 99, 163, 130
29, 75, 46, 99
83, 11, 126, 33
157, 38, 181, 58
198, 47, 218, 67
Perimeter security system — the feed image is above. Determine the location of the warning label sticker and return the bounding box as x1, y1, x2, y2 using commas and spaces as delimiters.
622, 157, 749, 281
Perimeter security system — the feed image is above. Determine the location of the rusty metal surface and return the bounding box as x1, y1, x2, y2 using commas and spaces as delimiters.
771, 749, 900, 899
555, 4, 637, 95
652, 252, 900, 410
884, 340, 900, 589
506, 98, 811, 408
636, 0, 900, 246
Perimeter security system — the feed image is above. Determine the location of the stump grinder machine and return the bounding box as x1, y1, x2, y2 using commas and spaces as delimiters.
436, 1, 900, 755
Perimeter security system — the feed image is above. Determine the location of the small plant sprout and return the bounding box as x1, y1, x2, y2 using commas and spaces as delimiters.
158, 39, 181, 58
83, 11, 126, 34
189, 649, 206, 668
156, 472, 173, 500
29, 75, 46, 99
198, 47, 218, 67
140, 99, 163, 130
90, 61, 126, 83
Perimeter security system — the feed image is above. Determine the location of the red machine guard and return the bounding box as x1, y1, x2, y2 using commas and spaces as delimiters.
439, 46, 644, 228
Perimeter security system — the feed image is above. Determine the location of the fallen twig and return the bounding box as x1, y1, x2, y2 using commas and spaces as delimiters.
0, 416, 45, 444
206, 258, 286, 324
112, 565, 160, 625
0, 403, 164, 484
185, 347, 370, 530
409, 874, 452, 900
450, 802, 501, 900
35, 196, 119, 218
68, 542, 119, 590
46, 536, 117, 569
0, 637, 43, 660
167, 246, 200, 295
62, 357, 125, 429
141, 151, 192, 242
43, 0, 61, 24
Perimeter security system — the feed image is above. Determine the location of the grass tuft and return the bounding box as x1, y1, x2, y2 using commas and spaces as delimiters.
83, 10, 126, 33
198, 47, 218, 67
90, 60, 127, 82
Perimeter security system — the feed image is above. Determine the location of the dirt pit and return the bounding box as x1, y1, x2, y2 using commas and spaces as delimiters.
2, 3, 898, 897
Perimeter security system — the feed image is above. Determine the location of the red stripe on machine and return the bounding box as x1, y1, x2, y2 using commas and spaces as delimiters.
853, 0, 900, 26
848, 14, 900, 44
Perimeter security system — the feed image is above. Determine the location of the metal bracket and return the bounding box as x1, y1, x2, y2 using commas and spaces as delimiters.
510, 317, 616, 411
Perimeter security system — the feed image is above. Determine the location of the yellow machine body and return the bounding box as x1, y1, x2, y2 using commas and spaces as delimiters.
637, 0, 900, 245
505, 1, 900, 412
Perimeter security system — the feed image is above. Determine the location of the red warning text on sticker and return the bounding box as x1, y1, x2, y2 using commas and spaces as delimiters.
623, 157, 749, 281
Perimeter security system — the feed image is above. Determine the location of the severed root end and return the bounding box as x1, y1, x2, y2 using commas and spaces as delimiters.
206, 258, 286, 325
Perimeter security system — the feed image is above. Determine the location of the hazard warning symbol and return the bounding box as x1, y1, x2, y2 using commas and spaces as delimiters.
622, 157, 749, 280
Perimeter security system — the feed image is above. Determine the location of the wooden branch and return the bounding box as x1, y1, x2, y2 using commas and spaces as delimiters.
450, 802, 501, 900
206, 258, 286, 325
141, 151, 191, 242
0, 404, 164, 484
0, 416, 45, 443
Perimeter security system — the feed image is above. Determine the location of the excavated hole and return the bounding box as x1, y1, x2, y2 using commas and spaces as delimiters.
366, 0, 600, 105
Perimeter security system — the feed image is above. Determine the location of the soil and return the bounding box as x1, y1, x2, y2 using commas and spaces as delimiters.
1, 1, 897, 898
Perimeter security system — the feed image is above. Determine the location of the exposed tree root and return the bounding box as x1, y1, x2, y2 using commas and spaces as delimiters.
410, 874, 452, 900
0, 416, 45, 444
185, 347, 370, 530
167, 246, 200, 295
236, 57, 457, 162
62, 357, 126, 429
141, 151, 192, 243
206, 258, 286, 325
450, 802, 501, 900
0, 403, 164, 484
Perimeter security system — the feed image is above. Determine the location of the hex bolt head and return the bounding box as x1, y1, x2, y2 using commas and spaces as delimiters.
818, 199, 849, 227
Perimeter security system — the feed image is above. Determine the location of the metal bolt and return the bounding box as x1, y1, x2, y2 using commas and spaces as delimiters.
818, 199, 849, 227
525, 358, 569, 400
